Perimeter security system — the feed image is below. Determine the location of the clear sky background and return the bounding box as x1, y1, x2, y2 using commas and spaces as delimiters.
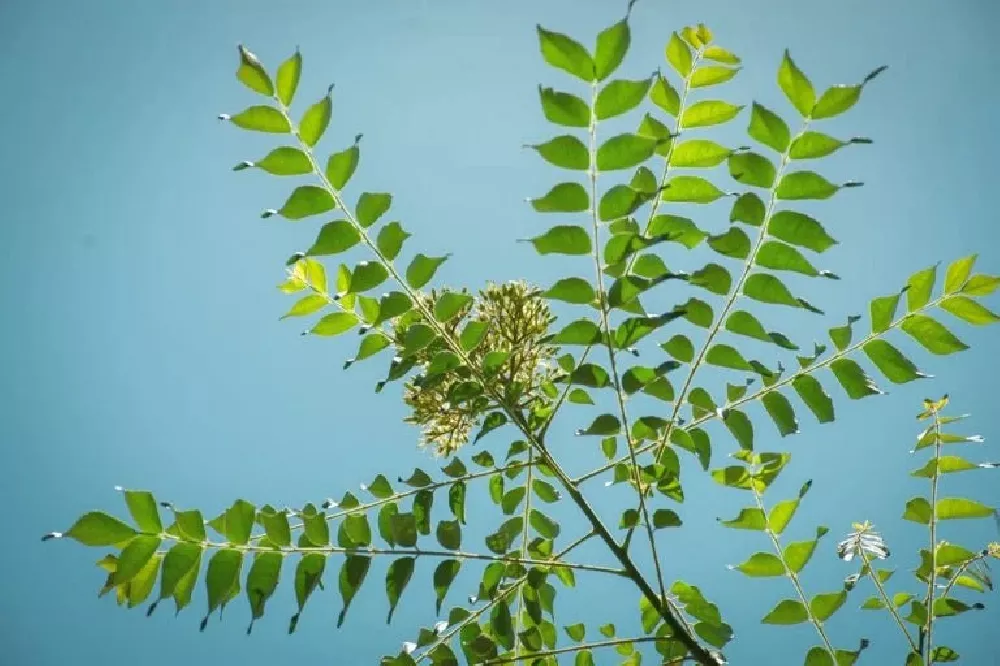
2, 0, 999, 664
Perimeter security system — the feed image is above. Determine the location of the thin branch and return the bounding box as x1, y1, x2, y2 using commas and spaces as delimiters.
576, 289, 960, 485
858, 552, 919, 653
249, 461, 531, 544
923, 406, 944, 664
482, 635, 666, 664
513, 448, 535, 658
586, 77, 668, 606
752, 483, 837, 659
156, 528, 623, 573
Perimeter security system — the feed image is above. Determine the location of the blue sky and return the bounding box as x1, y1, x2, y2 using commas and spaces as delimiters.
2, 0, 998, 663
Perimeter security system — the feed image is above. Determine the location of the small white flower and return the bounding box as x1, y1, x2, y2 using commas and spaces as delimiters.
837, 521, 890, 562
402, 641, 417, 654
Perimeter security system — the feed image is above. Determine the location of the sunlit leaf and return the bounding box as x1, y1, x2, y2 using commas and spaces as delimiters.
777, 50, 815, 117
537, 26, 595, 81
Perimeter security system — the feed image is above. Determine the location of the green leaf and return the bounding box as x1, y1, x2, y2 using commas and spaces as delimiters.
731, 192, 766, 226
436, 520, 462, 549
681, 297, 714, 328
356, 192, 392, 228
767, 499, 801, 535
723, 410, 754, 450
719, 507, 765, 530
259, 509, 291, 547
960, 274, 1000, 296
278, 186, 336, 220
275, 50, 301, 106
226, 106, 290, 133
405, 254, 449, 289
306, 220, 359, 256
662, 176, 725, 203
784, 530, 825, 572
725, 310, 798, 349
384, 557, 415, 623
903, 266, 936, 313
532, 479, 560, 503
732, 552, 785, 577
789, 131, 845, 159
594, 18, 630, 81
792, 375, 834, 423
127, 552, 162, 608
336, 555, 371, 628
652, 509, 682, 528
704, 45, 740, 64
762, 599, 808, 625
940, 296, 999, 325
936, 497, 995, 520
662, 335, 694, 362
539, 87, 590, 127
768, 211, 835, 252
762, 391, 798, 436
598, 185, 650, 221
743, 273, 815, 311
551, 319, 602, 345
246, 552, 282, 626
901, 315, 967, 355
291, 553, 326, 625
649, 214, 707, 248
708, 227, 751, 259
280, 294, 326, 319
748, 102, 790, 153
113, 535, 161, 584
158, 542, 202, 604
728, 152, 776, 188
530, 225, 592, 255
669, 140, 732, 167
537, 26, 595, 81
810, 591, 847, 621
649, 75, 680, 116
681, 100, 743, 129
255, 146, 312, 175
777, 51, 815, 117
375, 222, 410, 260
595, 78, 652, 120
830, 358, 882, 399
863, 340, 925, 384
812, 85, 861, 119
944, 254, 976, 293
66, 511, 137, 546
597, 133, 657, 171
691, 66, 739, 89
902, 497, 932, 524
311, 312, 358, 336
869, 292, 901, 334
911, 455, 979, 477
123, 490, 162, 534
448, 481, 466, 523
691, 263, 732, 295
776, 171, 838, 200
299, 94, 332, 147
531, 135, 589, 170
577, 414, 621, 436
756, 241, 820, 276
665, 32, 692, 76
433, 559, 460, 614
204, 549, 243, 619
433, 292, 472, 322
349, 262, 389, 293
223, 500, 256, 545
326, 143, 360, 190
529, 509, 560, 538
531, 183, 589, 213
545, 278, 595, 304
706, 344, 752, 371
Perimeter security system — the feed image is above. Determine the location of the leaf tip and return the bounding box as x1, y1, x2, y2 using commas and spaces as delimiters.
41, 531, 62, 542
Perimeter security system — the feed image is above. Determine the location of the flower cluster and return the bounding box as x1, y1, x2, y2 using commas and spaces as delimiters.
398, 281, 556, 456
836, 521, 890, 562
